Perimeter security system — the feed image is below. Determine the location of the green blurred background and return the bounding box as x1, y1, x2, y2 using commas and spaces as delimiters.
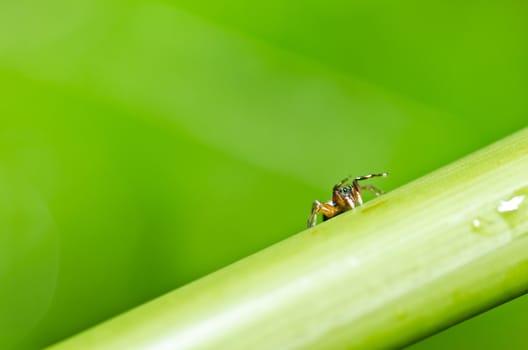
0, 0, 526, 348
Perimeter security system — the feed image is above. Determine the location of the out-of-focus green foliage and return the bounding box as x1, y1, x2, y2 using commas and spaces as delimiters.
0, 1, 526, 349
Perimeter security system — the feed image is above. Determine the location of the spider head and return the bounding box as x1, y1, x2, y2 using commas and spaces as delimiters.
338, 186, 353, 198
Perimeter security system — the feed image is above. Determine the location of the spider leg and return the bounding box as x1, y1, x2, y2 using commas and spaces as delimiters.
360, 185, 384, 196
333, 176, 352, 190
353, 173, 388, 205
352, 185, 364, 205
354, 173, 388, 182
308, 200, 321, 228
335, 173, 387, 189
308, 200, 339, 228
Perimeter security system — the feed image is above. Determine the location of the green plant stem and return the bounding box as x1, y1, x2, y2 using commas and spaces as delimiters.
48, 128, 528, 350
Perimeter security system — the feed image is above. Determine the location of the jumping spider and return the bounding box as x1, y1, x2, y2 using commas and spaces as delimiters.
308, 173, 388, 228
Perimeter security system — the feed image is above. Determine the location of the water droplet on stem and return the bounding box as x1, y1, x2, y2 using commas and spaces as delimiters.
497, 195, 525, 213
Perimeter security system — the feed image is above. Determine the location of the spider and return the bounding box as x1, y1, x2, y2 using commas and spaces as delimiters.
307, 173, 388, 228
